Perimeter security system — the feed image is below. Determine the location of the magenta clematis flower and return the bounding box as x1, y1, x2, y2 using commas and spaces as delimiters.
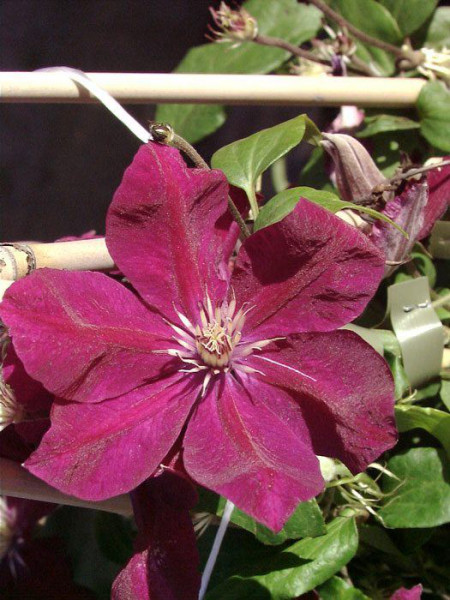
0, 143, 396, 531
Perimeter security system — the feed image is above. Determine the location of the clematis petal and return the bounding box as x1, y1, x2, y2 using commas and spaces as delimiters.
24, 372, 202, 500
232, 198, 384, 338
106, 143, 230, 322
112, 470, 200, 600
183, 373, 324, 532
243, 330, 396, 473
420, 158, 450, 239
0, 269, 173, 403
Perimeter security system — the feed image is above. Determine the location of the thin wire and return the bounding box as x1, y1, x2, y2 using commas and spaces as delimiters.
199, 500, 235, 600
36, 67, 152, 143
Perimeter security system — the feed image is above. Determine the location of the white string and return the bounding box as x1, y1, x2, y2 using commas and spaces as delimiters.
199, 500, 235, 600
36, 67, 152, 144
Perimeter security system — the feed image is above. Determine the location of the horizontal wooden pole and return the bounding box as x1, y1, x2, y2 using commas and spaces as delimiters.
0, 458, 132, 515
0, 72, 426, 107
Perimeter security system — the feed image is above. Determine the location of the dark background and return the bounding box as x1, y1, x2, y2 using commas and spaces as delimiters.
0, 0, 333, 241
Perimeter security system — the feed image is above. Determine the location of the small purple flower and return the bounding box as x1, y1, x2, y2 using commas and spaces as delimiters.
0, 143, 396, 531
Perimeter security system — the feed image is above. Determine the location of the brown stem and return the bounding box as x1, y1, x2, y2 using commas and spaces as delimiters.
306, 0, 424, 68
389, 159, 450, 184
255, 33, 373, 76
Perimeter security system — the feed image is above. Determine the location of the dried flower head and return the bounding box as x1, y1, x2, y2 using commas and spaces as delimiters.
208, 2, 258, 46
417, 46, 450, 82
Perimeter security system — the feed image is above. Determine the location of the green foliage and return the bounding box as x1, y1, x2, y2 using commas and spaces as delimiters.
422, 6, 450, 50
417, 81, 450, 152
357, 114, 420, 138
379, 0, 438, 37
379, 447, 450, 528
395, 405, 450, 457
155, 0, 321, 142
253, 186, 405, 233
205, 516, 359, 599
318, 576, 371, 599
211, 115, 320, 215
329, 0, 402, 75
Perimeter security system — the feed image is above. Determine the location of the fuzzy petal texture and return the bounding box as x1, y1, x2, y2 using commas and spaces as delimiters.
25, 372, 201, 499
243, 330, 397, 473
106, 143, 230, 322
232, 198, 384, 338
3, 345, 52, 412
183, 373, 324, 531
0, 269, 173, 403
112, 470, 200, 600
420, 158, 450, 239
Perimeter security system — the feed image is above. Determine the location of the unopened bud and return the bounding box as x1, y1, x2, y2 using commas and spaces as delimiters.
321, 133, 387, 203
208, 3, 258, 45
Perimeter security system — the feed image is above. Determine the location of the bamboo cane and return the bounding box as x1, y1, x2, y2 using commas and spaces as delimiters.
0, 72, 426, 107
0, 458, 132, 515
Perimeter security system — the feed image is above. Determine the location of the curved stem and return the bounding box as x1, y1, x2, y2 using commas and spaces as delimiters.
307, 0, 405, 58
389, 159, 450, 184
255, 33, 373, 76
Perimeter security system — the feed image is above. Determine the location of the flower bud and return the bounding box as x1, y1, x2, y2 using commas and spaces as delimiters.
321, 132, 387, 203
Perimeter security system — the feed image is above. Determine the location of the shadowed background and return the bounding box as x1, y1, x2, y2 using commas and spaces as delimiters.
1, 0, 331, 241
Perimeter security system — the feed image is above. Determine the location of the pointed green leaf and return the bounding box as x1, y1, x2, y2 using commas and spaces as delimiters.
155, 0, 322, 142
220, 498, 325, 545
395, 405, 450, 457
379, 0, 438, 37
421, 7, 450, 50
417, 81, 450, 152
253, 186, 406, 235
205, 516, 358, 599
379, 447, 450, 528
318, 576, 371, 600
357, 114, 420, 138
211, 115, 319, 215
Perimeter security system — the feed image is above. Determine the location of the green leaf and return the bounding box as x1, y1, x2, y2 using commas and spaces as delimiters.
441, 379, 450, 411
357, 114, 420, 138
206, 516, 358, 599
224, 499, 325, 545
197, 488, 325, 545
253, 186, 406, 235
434, 288, 450, 321
395, 405, 450, 457
155, 0, 322, 142
378, 0, 438, 37
329, 0, 402, 75
417, 81, 450, 152
386, 353, 410, 400
211, 115, 319, 215
423, 7, 450, 50
379, 447, 450, 528
318, 576, 371, 599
